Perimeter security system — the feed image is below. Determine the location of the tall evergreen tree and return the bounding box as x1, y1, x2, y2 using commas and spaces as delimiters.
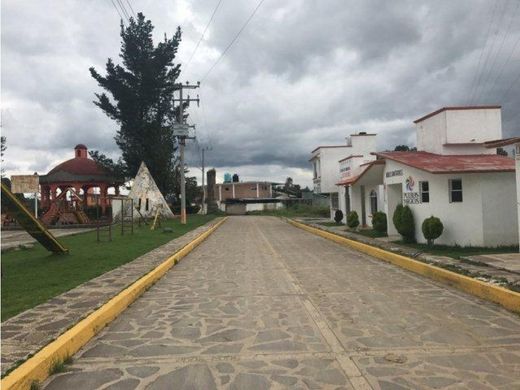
90, 13, 182, 195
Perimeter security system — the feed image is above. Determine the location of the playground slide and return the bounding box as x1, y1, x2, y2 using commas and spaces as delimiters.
1, 182, 68, 254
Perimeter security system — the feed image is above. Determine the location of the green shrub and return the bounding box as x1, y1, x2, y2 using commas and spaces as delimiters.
392, 204, 403, 232
422, 216, 444, 245
393, 204, 415, 242
346, 211, 359, 229
372, 211, 387, 232
334, 209, 344, 224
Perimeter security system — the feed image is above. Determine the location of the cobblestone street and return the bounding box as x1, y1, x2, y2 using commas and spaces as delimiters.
43, 217, 520, 389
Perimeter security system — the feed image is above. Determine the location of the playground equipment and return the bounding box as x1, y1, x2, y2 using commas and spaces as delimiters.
150, 205, 163, 231
40, 188, 90, 226
1, 182, 68, 254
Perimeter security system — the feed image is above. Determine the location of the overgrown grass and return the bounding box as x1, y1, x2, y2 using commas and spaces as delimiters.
1, 215, 216, 321
247, 204, 329, 218
393, 241, 519, 259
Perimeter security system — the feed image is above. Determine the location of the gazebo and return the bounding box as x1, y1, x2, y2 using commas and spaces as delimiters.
39, 144, 123, 224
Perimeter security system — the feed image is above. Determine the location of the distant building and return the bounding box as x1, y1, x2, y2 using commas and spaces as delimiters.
310, 132, 378, 220
215, 180, 280, 214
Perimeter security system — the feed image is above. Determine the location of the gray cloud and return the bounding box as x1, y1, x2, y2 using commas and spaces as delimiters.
2, 0, 520, 189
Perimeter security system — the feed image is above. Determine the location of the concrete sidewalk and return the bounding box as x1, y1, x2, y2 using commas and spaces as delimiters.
43, 216, 520, 389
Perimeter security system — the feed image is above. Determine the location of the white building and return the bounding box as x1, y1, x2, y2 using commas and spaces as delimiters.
484, 137, 520, 250
310, 132, 378, 220
358, 106, 517, 247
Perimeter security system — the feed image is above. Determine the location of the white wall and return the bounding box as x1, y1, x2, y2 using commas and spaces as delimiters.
416, 108, 502, 156
481, 172, 518, 246
445, 109, 501, 145
416, 111, 447, 154
383, 160, 486, 246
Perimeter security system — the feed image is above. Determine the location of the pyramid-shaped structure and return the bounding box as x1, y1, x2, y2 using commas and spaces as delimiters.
126, 162, 174, 219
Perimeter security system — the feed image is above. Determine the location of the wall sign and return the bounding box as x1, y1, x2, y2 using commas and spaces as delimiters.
385, 169, 403, 178
11, 175, 39, 193
403, 192, 420, 204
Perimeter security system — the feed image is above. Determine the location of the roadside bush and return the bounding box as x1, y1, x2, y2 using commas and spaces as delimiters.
334, 209, 344, 224
393, 204, 415, 243
346, 211, 359, 229
422, 216, 444, 246
372, 211, 387, 233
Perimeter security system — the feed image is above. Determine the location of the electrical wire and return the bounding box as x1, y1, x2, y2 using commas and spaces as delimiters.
125, 0, 137, 18
183, 0, 224, 73
476, 0, 520, 102
108, 0, 125, 22
470, 0, 508, 103
467, 0, 499, 103
200, 0, 266, 82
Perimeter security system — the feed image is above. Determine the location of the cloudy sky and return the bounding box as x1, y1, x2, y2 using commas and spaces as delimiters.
2, 0, 520, 188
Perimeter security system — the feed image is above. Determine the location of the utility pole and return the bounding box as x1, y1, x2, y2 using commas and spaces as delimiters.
200, 146, 211, 214
173, 81, 200, 224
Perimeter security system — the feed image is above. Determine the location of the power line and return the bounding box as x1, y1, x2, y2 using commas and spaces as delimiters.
183, 0, 224, 73
470, 0, 509, 103
108, 0, 125, 22
467, 0, 499, 104
125, 0, 137, 18
116, 0, 131, 21
200, 0, 266, 82
476, 0, 520, 103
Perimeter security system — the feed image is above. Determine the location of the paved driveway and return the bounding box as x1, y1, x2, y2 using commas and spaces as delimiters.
43, 216, 520, 389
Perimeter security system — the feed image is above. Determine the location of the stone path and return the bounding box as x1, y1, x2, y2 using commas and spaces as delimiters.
1, 218, 224, 375
42, 216, 520, 389
298, 218, 520, 288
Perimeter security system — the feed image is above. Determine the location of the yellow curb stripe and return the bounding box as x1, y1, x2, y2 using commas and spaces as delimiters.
288, 219, 520, 314
1, 217, 228, 390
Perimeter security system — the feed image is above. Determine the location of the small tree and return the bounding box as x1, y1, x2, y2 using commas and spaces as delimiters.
392, 204, 403, 232
334, 209, 343, 224
347, 211, 359, 229
393, 204, 415, 243
422, 216, 444, 246
372, 211, 387, 233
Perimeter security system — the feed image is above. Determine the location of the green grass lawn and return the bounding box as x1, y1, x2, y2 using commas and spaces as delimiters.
393, 241, 519, 259
1, 215, 216, 321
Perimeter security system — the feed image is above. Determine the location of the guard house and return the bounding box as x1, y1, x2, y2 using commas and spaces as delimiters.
310, 132, 378, 220
363, 106, 517, 246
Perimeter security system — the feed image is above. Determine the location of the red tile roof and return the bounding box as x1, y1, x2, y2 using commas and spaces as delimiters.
413, 106, 501, 124
374, 151, 514, 174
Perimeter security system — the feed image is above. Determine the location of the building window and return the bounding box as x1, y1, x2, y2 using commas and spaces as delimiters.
225, 187, 230, 191
331, 193, 339, 209
369, 190, 378, 214
138, 198, 142, 210
251, 186, 257, 191
420, 181, 429, 203
449, 179, 463, 203
145, 198, 149, 211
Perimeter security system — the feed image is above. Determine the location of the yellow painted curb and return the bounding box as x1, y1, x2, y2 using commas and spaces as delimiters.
1, 217, 228, 390
288, 219, 520, 314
